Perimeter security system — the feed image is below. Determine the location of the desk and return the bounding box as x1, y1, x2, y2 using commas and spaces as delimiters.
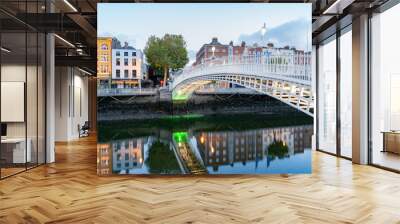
382, 131, 400, 154
1, 138, 31, 163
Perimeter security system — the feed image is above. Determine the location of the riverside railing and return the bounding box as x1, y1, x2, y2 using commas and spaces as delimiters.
97, 88, 158, 97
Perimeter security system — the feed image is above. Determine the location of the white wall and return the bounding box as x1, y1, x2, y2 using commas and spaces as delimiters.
54, 67, 89, 141
1, 63, 46, 164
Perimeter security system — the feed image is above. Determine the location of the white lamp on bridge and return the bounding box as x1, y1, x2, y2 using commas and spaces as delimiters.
260, 23, 267, 46
211, 46, 216, 59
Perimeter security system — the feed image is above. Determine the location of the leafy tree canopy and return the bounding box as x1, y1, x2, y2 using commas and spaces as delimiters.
144, 34, 189, 86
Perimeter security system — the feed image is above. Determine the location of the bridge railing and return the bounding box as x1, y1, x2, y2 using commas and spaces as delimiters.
173, 53, 312, 88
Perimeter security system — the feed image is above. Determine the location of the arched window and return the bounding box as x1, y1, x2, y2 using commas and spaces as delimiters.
101, 44, 108, 50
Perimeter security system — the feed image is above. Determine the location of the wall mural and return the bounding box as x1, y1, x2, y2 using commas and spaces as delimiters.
97, 3, 313, 175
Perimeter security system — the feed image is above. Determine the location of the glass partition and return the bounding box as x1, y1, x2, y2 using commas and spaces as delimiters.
371, 3, 400, 171
339, 28, 352, 158
317, 36, 337, 154
1, 31, 28, 177
27, 31, 38, 169
0, 1, 46, 179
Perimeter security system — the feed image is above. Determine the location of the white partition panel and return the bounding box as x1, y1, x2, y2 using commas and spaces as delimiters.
1, 82, 25, 122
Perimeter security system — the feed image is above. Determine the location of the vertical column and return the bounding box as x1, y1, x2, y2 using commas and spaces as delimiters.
336, 30, 341, 156
88, 77, 97, 132
352, 14, 369, 164
45, 0, 55, 163
312, 45, 317, 150
46, 33, 55, 163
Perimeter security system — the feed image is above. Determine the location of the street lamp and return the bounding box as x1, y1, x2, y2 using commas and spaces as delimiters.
260, 23, 267, 46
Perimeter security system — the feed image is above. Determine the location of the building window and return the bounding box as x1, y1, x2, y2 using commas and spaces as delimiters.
124, 58, 128, 66
116, 69, 120, 78
124, 52, 128, 56
116, 51, 120, 56
124, 70, 129, 78
132, 70, 137, 78
132, 59, 136, 66
116, 58, 120, 66
132, 52, 136, 56
101, 44, 108, 50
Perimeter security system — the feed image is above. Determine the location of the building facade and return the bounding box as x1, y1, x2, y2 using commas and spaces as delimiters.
111, 42, 145, 88
97, 143, 112, 175
97, 37, 113, 88
194, 38, 246, 65
195, 37, 311, 67
112, 138, 144, 174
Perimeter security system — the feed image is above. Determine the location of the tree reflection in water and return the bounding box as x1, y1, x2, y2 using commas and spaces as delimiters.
145, 141, 182, 174
268, 140, 289, 160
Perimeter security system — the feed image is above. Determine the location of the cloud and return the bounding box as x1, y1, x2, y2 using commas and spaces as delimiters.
238, 19, 311, 51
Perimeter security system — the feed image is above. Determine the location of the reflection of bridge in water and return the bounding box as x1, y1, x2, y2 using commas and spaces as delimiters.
97, 124, 313, 175
171, 54, 313, 116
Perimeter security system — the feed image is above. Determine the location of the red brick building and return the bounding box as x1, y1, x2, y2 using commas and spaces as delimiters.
194, 38, 246, 65
194, 37, 311, 67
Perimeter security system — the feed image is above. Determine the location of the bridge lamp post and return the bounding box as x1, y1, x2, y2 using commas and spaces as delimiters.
211, 46, 216, 60
260, 23, 267, 46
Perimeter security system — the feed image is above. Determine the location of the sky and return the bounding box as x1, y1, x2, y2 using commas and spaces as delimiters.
98, 3, 312, 57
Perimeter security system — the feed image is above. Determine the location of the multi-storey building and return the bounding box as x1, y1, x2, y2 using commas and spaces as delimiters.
97, 143, 112, 175
194, 37, 311, 67
194, 37, 246, 65
195, 125, 313, 170
196, 130, 264, 170
97, 37, 112, 88
111, 42, 145, 88
112, 138, 144, 174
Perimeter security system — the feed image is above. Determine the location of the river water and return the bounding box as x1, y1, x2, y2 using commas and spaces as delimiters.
97, 113, 313, 175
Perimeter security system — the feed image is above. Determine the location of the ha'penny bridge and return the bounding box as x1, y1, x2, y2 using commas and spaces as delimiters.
171, 53, 313, 117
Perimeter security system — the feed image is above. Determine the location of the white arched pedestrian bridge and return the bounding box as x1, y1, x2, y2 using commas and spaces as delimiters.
171, 54, 314, 117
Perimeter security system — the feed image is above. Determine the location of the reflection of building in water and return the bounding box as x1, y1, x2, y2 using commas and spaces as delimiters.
97, 143, 112, 175
195, 125, 312, 169
262, 125, 313, 155
112, 138, 144, 173
197, 130, 264, 170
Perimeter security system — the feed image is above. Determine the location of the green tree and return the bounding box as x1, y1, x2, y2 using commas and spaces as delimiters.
144, 34, 188, 86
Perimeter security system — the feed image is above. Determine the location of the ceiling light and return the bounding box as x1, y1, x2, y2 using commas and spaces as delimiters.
1, 47, 11, 53
323, 0, 354, 15
63, 0, 78, 12
54, 34, 75, 48
78, 68, 93, 76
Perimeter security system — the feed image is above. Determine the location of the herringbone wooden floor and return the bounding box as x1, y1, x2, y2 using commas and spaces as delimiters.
1, 135, 400, 224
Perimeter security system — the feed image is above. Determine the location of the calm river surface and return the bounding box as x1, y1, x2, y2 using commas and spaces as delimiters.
97, 113, 313, 175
